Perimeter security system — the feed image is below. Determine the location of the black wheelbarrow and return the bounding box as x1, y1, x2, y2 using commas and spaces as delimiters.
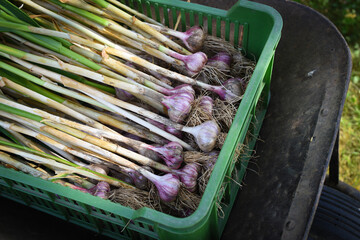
0, 1, 358, 239
220, 0, 359, 239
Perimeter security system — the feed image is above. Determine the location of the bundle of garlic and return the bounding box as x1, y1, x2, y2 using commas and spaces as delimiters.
0, 0, 255, 217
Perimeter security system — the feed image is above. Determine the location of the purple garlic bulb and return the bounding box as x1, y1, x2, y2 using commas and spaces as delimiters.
149, 24, 205, 52
203, 151, 220, 170
182, 52, 208, 74
88, 164, 109, 175
140, 170, 181, 202
181, 26, 206, 52
122, 168, 148, 190
223, 78, 246, 98
210, 78, 246, 102
90, 181, 110, 199
174, 163, 200, 192
162, 92, 194, 123
207, 52, 232, 71
147, 142, 183, 169
183, 120, 220, 152
87, 164, 109, 184
169, 51, 208, 74
198, 96, 214, 116
109, 169, 134, 185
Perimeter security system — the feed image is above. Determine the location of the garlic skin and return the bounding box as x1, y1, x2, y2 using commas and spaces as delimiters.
87, 164, 109, 185
109, 169, 134, 185
207, 52, 232, 71
203, 151, 220, 170
88, 164, 109, 175
182, 26, 206, 53
157, 174, 181, 202
223, 78, 246, 98
169, 51, 208, 74
174, 163, 200, 192
148, 25, 205, 52
141, 170, 181, 202
124, 168, 148, 190
183, 52, 208, 74
162, 92, 194, 123
186, 120, 220, 152
198, 96, 214, 116
149, 142, 183, 169
210, 78, 245, 102
90, 182, 110, 199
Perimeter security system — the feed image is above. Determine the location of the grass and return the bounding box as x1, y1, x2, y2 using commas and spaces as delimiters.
339, 45, 360, 190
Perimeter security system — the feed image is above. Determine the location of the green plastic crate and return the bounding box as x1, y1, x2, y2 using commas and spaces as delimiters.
0, 0, 282, 239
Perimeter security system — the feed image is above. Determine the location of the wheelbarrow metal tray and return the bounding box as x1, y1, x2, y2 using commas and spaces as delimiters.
0, 0, 282, 239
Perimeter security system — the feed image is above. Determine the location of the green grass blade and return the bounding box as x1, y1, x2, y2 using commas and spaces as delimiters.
0, 126, 21, 145
49, 0, 110, 26
0, 103, 43, 122
44, 66, 116, 94
0, 69, 66, 103
0, 0, 40, 27
0, 139, 76, 166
